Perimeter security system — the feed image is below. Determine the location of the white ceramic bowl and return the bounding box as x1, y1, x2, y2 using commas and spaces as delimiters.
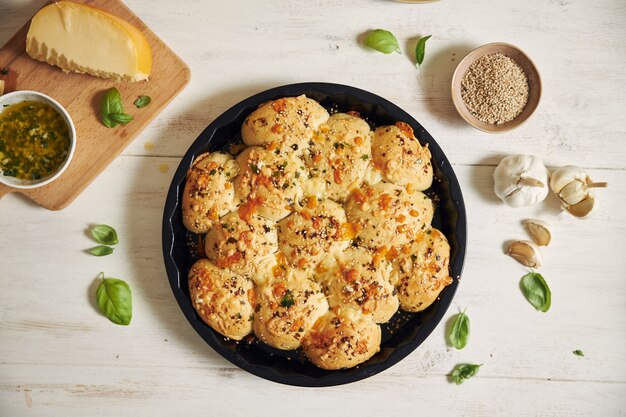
0, 90, 76, 189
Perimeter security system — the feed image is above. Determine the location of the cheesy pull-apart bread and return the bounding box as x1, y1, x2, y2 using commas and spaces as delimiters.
322, 247, 399, 324
188, 259, 255, 340
277, 198, 351, 270
391, 228, 452, 313
205, 212, 278, 276
344, 182, 434, 249
234, 147, 305, 221
307, 113, 372, 202
301, 308, 381, 370
253, 263, 328, 350
241, 95, 329, 152
182, 152, 238, 234
371, 122, 433, 190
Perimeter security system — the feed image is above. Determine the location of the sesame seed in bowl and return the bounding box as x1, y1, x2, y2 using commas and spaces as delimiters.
451, 43, 541, 133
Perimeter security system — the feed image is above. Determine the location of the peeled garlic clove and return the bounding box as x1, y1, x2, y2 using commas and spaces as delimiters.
523, 220, 552, 246
507, 240, 542, 268
566, 195, 595, 218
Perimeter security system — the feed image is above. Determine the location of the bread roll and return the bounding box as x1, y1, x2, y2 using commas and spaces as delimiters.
188, 259, 255, 340
301, 309, 381, 370
371, 122, 433, 190
392, 228, 452, 312
205, 211, 278, 276
241, 95, 329, 151
307, 113, 372, 201
182, 152, 238, 233
344, 182, 434, 249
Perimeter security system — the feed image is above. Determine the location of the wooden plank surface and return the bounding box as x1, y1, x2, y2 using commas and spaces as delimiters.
0, 0, 190, 210
0, 0, 625, 416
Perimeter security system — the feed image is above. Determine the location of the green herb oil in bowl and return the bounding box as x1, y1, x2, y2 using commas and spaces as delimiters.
0, 90, 76, 189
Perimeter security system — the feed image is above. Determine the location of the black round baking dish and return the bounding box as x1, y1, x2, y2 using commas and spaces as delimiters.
162, 82, 467, 387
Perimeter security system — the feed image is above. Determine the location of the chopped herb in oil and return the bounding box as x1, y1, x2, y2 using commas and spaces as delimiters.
0, 101, 70, 180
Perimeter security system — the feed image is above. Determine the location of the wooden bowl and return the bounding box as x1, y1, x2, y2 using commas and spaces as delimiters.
451, 42, 541, 133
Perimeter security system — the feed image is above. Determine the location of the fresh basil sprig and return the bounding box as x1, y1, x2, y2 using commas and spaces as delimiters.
91, 224, 119, 245
520, 272, 551, 312
101, 88, 133, 128
96, 273, 132, 325
365, 29, 400, 54
573, 350, 584, 357
414, 34, 431, 67
448, 309, 470, 349
134, 95, 151, 108
89, 245, 114, 257
451, 363, 482, 385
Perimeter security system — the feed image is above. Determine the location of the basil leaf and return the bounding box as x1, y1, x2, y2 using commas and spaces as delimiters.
91, 224, 119, 245
365, 29, 400, 54
100, 87, 133, 128
280, 290, 295, 308
573, 350, 584, 357
101, 87, 123, 116
448, 309, 470, 349
520, 272, 551, 312
451, 363, 482, 385
101, 113, 118, 128
89, 245, 114, 256
109, 113, 133, 124
134, 95, 151, 108
96, 274, 132, 325
414, 34, 432, 67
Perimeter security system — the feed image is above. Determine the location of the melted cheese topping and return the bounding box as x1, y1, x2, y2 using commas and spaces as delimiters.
182, 95, 452, 369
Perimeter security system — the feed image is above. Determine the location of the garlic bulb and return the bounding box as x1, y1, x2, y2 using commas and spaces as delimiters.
549, 165, 607, 218
493, 155, 549, 207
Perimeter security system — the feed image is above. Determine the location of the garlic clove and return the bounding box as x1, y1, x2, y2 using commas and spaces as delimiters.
549, 165, 587, 196
558, 179, 587, 206
523, 220, 552, 246
566, 195, 595, 218
506, 240, 542, 268
518, 177, 545, 188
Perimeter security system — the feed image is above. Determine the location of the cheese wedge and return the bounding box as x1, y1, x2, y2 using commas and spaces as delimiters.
26, 2, 152, 82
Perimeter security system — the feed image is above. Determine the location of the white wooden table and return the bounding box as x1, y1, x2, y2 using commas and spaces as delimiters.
1, 1, 625, 415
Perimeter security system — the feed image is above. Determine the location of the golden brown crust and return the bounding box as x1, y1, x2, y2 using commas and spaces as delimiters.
322, 247, 399, 324
301, 309, 381, 370
306, 113, 372, 202
371, 123, 433, 189
182, 152, 238, 233
391, 228, 452, 312
277, 199, 350, 270
344, 182, 434, 249
234, 147, 305, 221
205, 212, 278, 276
253, 266, 328, 350
241, 95, 329, 151
188, 259, 255, 340
182, 95, 446, 370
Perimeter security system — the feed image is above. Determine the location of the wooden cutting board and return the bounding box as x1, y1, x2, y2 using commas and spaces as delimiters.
0, 0, 191, 210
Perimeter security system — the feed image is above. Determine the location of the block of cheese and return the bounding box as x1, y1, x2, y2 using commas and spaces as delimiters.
26, 1, 152, 82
